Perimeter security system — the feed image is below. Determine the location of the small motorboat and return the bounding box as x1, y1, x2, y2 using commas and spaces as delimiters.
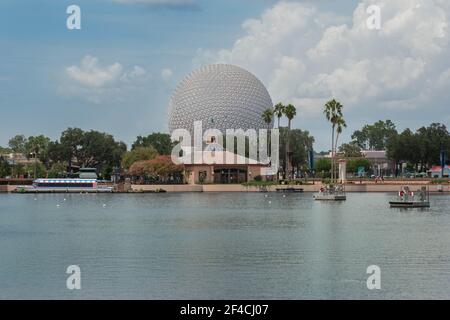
314, 184, 346, 201
389, 186, 430, 208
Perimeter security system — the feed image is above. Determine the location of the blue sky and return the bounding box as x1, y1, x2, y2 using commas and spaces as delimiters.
0, 0, 278, 146
1, 0, 449, 151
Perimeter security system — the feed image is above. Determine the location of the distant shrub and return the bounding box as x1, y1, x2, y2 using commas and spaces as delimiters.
430, 179, 450, 184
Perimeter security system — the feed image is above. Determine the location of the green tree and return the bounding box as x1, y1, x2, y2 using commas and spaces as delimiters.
273, 103, 285, 128
261, 108, 274, 129
47, 141, 70, 164
261, 108, 274, 164
8, 135, 27, 153
315, 158, 331, 175
283, 103, 297, 178
24, 135, 51, 175
334, 117, 347, 158
0, 156, 12, 178
339, 142, 362, 158
60, 128, 85, 170
415, 123, 449, 170
279, 128, 314, 174
132, 133, 174, 155
386, 123, 450, 174
0, 146, 12, 154
47, 162, 67, 178
347, 158, 371, 174
121, 146, 158, 170
79, 130, 127, 170
49, 128, 126, 175
351, 120, 397, 150
386, 128, 415, 175
14, 163, 26, 178
24, 163, 46, 178
323, 99, 345, 183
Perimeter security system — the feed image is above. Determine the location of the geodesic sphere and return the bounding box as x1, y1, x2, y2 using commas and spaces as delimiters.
168, 64, 273, 135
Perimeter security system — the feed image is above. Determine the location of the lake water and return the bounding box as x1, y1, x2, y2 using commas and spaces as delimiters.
0, 192, 449, 299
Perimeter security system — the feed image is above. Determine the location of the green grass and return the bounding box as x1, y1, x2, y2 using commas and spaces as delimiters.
430, 178, 450, 184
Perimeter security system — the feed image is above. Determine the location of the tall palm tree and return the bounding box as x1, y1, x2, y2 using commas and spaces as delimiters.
334, 116, 347, 182
283, 104, 297, 179
323, 99, 345, 183
261, 108, 274, 130
273, 103, 285, 129
334, 117, 347, 158
261, 108, 274, 166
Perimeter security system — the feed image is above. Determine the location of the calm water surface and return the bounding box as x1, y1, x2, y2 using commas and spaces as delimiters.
0, 192, 449, 299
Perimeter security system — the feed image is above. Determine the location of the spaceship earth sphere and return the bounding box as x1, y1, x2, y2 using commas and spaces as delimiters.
168, 64, 273, 135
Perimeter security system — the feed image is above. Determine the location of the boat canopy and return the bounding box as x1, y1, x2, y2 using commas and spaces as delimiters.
34, 179, 97, 184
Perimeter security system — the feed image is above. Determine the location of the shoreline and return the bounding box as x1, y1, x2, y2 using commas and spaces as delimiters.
130, 183, 450, 193
2, 183, 449, 193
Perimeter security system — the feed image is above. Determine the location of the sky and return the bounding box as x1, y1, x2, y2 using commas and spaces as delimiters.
0, 0, 449, 151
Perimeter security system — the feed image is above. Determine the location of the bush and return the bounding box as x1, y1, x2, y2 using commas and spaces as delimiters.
430, 178, 450, 184
253, 175, 262, 182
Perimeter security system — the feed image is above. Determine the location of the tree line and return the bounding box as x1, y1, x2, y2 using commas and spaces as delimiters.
1, 123, 315, 180
309, 120, 449, 178
0, 129, 175, 179
2, 119, 447, 179
340, 120, 450, 173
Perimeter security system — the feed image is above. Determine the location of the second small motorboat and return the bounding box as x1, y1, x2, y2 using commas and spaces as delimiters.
314, 184, 346, 201
389, 186, 430, 208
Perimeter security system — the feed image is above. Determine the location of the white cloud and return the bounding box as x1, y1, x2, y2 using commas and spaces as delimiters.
194, 0, 450, 148
63, 55, 149, 103
121, 65, 147, 82
161, 68, 173, 82
66, 55, 123, 88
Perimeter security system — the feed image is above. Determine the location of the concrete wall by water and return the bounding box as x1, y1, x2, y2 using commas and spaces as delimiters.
0, 185, 18, 193
2, 183, 448, 193
130, 183, 450, 193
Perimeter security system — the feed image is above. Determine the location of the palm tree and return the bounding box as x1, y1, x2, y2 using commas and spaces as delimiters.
261, 108, 274, 130
273, 103, 285, 128
261, 108, 274, 168
323, 99, 345, 183
283, 104, 297, 179
334, 117, 347, 159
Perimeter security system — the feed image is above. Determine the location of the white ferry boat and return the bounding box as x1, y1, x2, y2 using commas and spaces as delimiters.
18, 179, 113, 193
